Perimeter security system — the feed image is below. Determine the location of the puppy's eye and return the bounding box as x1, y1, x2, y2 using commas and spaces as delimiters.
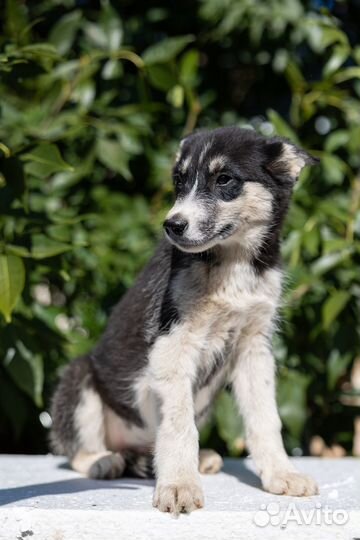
216, 174, 232, 186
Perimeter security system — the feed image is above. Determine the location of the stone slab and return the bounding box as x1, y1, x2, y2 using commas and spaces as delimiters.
0, 455, 359, 539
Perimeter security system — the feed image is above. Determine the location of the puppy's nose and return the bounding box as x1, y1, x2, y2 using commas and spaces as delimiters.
164, 215, 189, 237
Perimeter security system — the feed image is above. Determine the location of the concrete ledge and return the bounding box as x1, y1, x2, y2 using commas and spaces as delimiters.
0, 455, 359, 539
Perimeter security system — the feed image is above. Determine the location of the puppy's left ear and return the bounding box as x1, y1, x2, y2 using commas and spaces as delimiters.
264, 139, 319, 182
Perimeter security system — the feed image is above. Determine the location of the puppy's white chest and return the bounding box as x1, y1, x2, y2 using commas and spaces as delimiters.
210, 262, 258, 311
206, 264, 282, 342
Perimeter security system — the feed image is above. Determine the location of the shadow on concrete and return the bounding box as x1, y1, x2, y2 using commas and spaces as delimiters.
222, 458, 262, 490
0, 476, 155, 507
54, 458, 262, 489
0, 458, 262, 507
56, 460, 72, 470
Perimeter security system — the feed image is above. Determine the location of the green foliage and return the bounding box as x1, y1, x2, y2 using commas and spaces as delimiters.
213, 390, 244, 456
0, 0, 359, 456
0, 255, 25, 323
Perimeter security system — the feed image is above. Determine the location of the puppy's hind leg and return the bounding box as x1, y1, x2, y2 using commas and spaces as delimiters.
199, 449, 223, 474
72, 450, 125, 480
71, 385, 126, 479
51, 357, 125, 480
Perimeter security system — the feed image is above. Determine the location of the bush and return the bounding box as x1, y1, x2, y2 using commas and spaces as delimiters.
0, 0, 359, 456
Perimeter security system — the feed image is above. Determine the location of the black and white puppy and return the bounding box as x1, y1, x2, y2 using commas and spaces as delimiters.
51, 126, 319, 513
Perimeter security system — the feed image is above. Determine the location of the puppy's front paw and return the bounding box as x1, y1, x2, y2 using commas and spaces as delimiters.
153, 481, 204, 514
263, 470, 318, 497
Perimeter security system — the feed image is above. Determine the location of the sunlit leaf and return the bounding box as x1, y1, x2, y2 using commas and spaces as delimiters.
96, 138, 131, 180
49, 10, 81, 55
142, 35, 194, 65
311, 248, 353, 275
0, 255, 25, 323
324, 130, 349, 152
323, 44, 350, 77
321, 153, 347, 185
22, 144, 74, 178
327, 350, 352, 391
5, 341, 44, 407
322, 290, 350, 330
19, 43, 59, 60
334, 67, 360, 84
278, 370, 310, 440
267, 109, 299, 143
179, 49, 199, 87
31, 235, 73, 259
167, 84, 184, 108
214, 390, 244, 456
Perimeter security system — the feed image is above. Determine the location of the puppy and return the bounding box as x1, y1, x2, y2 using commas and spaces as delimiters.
51, 126, 319, 513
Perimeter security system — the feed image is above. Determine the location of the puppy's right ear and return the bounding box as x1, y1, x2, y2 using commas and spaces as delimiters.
264, 138, 319, 183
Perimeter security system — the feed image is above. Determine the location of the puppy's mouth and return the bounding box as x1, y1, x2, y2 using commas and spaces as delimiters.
165, 223, 236, 253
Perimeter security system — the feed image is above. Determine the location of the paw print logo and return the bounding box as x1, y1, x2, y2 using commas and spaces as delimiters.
253, 502, 281, 527
267, 502, 281, 526
253, 504, 270, 527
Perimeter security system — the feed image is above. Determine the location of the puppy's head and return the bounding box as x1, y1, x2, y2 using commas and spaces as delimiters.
164, 126, 318, 254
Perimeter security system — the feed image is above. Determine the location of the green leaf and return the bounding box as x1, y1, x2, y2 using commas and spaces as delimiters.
214, 390, 244, 455
327, 350, 352, 391
100, 3, 123, 51
324, 130, 349, 153
96, 138, 131, 180
142, 35, 194, 65
322, 290, 350, 330
83, 4, 123, 51
83, 22, 109, 49
20, 43, 60, 60
17, 340, 44, 407
311, 248, 353, 276
31, 234, 73, 259
22, 144, 74, 178
147, 64, 177, 91
6, 245, 31, 258
5, 341, 44, 407
102, 59, 123, 80
323, 44, 350, 77
72, 80, 96, 110
333, 67, 360, 84
0, 254, 25, 323
179, 49, 199, 87
305, 23, 349, 53
5, 0, 29, 45
278, 370, 310, 440
49, 10, 82, 55
267, 109, 299, 143
321, 153, 347, 185
167, 84, 184, 108
285, 60, 306, 91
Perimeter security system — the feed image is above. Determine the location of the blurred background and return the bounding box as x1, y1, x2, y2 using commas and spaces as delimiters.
0, 0, 359, 459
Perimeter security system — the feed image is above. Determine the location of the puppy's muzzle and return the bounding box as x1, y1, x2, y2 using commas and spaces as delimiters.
164, 214, 189, 238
